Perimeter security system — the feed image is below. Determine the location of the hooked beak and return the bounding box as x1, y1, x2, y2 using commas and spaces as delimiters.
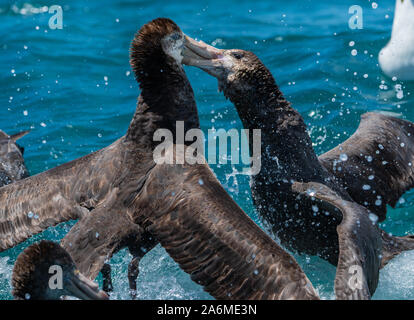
66, 270, 109, 300
182, 35, 228, 77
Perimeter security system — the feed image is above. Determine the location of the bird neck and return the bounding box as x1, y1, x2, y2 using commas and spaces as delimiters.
126, 61, 200, 148
228, 83, 326, 183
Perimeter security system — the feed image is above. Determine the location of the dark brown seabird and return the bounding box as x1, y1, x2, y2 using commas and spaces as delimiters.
0, 130, 30, 187
0, 18, 200, 298
183, 38, 414, 298
12, 240, 108, 300
1, 18, 322, 300
61, 18, 321, 300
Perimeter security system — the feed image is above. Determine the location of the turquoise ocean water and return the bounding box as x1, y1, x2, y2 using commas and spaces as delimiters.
1, 0, 414, 299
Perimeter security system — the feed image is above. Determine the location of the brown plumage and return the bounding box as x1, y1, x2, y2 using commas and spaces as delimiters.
129, 145, 319, 300
12, 240, 108, 300
60, 192, 157, 297
183, 37, 414, 298
292, 182, 381, 299
0, 130, 30, 187
1, 18, 321, 300
319, 112, 414, 222
61, 147, 320, 300
0, 18, 198, 298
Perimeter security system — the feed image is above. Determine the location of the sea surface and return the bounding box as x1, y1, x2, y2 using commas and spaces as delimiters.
1, 0, 414, 300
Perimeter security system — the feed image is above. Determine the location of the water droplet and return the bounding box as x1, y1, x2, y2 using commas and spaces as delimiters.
307, 189, 316, 197
369, 213, 378, 223
362, 185, 371, 191
340, 153, 348, 162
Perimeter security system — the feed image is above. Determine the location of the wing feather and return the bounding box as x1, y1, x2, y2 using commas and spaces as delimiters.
0, 173, 88, 251
61, 201, 142, 280
292, 181, 382, 300
319, 112, 414, 221
131, 158, 319, 300
0, 140, 126, 251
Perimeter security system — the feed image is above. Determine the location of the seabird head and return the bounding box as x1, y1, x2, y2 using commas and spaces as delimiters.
182, 37, 273, 99
12, 240, 109, 300
130, 18, 187, 82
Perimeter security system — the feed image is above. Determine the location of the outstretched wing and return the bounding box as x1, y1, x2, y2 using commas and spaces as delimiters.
292, 181, 382, 300
319, 112, 414, 221
9, 130, 30, 142
0, 129, 29, 141
129, 151, 319, 300
61, 199, 143, 280
0, 129, 30, 187
0, 170, 89, 251
0, 141, 125, 251
10, 130, 30, 155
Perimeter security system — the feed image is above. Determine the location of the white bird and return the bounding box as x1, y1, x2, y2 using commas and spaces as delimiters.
379, 0, 414, 81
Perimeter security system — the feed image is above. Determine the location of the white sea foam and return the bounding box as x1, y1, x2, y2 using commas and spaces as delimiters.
0, 257, 12, 299
11, 3, 49, 16
106, 246, 212, 300
374, 250, 414, 299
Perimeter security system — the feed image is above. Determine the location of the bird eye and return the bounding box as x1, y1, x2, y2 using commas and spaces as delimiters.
231, 52, 243, 60
171, 33, 181, 41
